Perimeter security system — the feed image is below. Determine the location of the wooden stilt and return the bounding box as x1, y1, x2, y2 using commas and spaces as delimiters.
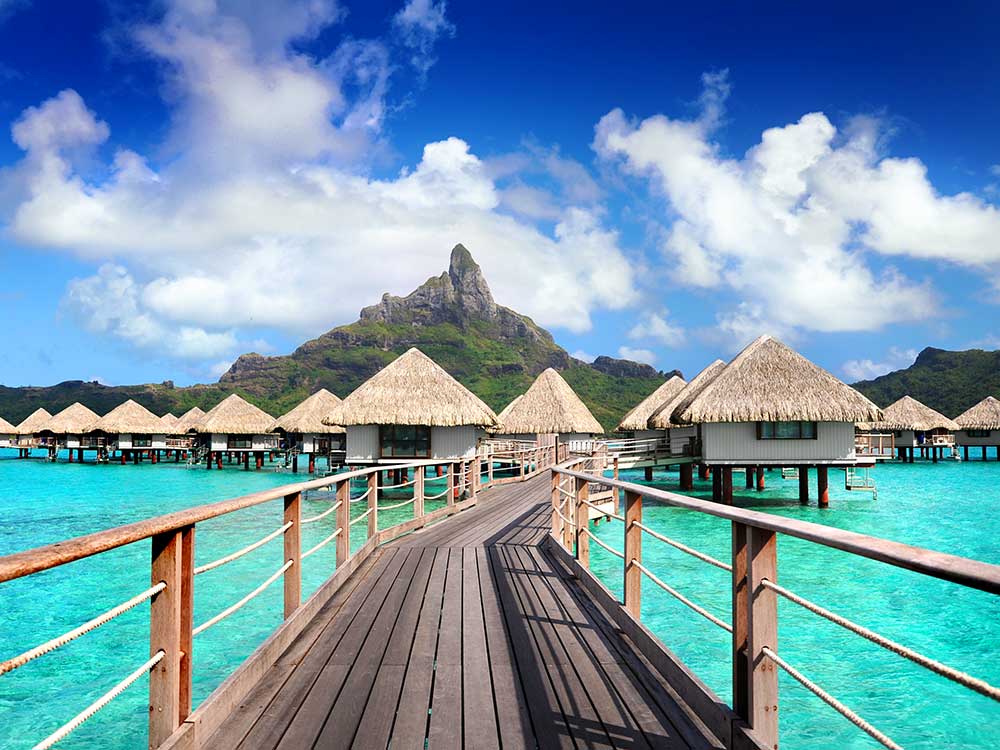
308, 454, 315, 474
644, 466, 653, 481
817, 466, 829, 508
964, 445, 969, 461
984, 446, 989, 461
679, 462, 693, 491
712, 469, 722, 502
798, 467, 809, 504
722, 467, 733, 505
932, 446, 938, 464
745, 467, 755, 490
756, 466, 765, 491
698, 463, 710, 480
216, 452, 223, 470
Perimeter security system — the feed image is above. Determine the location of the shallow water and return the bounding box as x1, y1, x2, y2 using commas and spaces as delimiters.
588, 456, 1000, 750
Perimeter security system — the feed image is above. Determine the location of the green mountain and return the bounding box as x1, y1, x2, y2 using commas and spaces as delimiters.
0, 245, 676, 431
851, 347, 1000, 418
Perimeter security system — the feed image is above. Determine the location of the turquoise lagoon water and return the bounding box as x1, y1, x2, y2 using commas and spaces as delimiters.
0, 450, 460, 749
588, 456, 1000, 750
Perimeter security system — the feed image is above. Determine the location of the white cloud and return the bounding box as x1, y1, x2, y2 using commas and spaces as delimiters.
392, 0, 455, 75
208, 360, 235, 378
1, 1, 638, 364
842, 346, 917, 381
990, 165, 1000, 177
595, 72, 1000, 339
571, 349, 596, 363
618, 346, 656, 366
627, 310, 685, 347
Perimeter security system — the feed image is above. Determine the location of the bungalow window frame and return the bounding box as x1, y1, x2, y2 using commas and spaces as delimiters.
755, 421, 818, 440
132, 434, 153, 448
379, 425, 432, 458
227, 435, 253, 450
967, 429, 992, 438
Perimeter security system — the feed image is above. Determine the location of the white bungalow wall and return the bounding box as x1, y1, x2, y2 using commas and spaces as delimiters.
346, 424, 481, 462
701, 422, 856, 463
955, 429, 1000, 446
117, 434, 168, 449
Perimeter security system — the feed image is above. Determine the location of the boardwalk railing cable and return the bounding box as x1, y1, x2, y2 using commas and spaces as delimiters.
194, 522, 292, 575
193, 560, 294, 636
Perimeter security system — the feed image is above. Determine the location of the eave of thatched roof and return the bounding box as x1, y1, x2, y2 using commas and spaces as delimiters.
498, 368, 603, 435
874, 395, 959, 432
195, 395, 274, 434
15, 408, 51, 435
40, 403, 101, 434
87, 400, 166, 434
270, 389, 345, 434
616, 375, 687, 431
954, 396, 1000, 430
323, 348, 498, 428
677, 336, 883, 424
649, 360, 727, 428
175, 407, 206, 433
160, 413, 180, 431
0, 416, 15, 433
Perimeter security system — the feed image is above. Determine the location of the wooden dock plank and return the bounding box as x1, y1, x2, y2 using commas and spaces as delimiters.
462, 546, 500, 750
427, 548, 464, 748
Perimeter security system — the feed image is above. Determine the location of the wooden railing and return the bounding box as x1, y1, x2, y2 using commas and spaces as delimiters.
854, 432, 895, 458
550, 460, 1000, 750
0, 444, 556, 748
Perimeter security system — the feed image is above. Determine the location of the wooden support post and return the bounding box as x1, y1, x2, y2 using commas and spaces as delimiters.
743, 526, 779, 746
291, 453, 298, 473
745, 467, 755, 490
817, 466, 829, 508
732, 522, 749, 722
963, 445, 969, 461
308, 454, 316, 473
149, 530, 183, 746
623, 490, 642, 618
414, 466, 425, 518
722, 466, 733, 505
178, 526, 194, 722
699, 463, 710, 480
335, 479, 350, 568
551, 471, 563, 542
798, 466, 809, 504
471, 456, 479, 499
644, 466, 653, 481
367, 471, 379, 538
712, 468, 722, 502
283, 492, 301, 618
206, 451, 212, 470
488, 456, 494, 487
756, 466, 765, 491
984, 446, 988, 461
574, 475, 590, 567
680, 462, 693, 491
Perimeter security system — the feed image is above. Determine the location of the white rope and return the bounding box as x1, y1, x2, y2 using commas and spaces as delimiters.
350, 508, 373, 526
633, 560, 732, 633
552, 505, 575, 527
556, 486, 575, 499
301, 500, 342, 525
378, 497, 415, 511
581, 529, 625, 559
349, 486, 373, 503
302, 528, 343, 560
633, 522, 732, 572
579, 497, 624, 521
0, 583, 166, 676
761, 646, 902, 750
761, 578, 1000, 703
32, 650, 165, 750
424, 486, 450, 501
194, 522, 292, 575
381, 478, 416, 490
193, 561, 293, 636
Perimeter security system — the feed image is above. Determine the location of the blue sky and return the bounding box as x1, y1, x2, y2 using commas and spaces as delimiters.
0, 0, 998, 389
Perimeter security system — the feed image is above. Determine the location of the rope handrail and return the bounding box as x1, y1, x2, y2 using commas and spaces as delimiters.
553, 506, 575, 527
194, 522, 292, 575
424, 486, 450, 501
32, 650, 165, 750
633, 522, 732, 572
381, 478, 417, 490
632, 560, 732, 633
578, 497, 624, 522
349, 508, 373, 526
301, 500, 342, 525
581, 529, 625, 559
193, 560, 293, 636
302, 528, 342, 560
761, 578, 1000, 703
556, 486, 575, 499
0, 582, 166, 676
761, 646, 901, 750
349, 486, 373, 503
378, 497, 416, 511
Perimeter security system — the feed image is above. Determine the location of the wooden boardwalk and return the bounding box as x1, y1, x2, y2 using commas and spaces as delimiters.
207, 475, 725, 750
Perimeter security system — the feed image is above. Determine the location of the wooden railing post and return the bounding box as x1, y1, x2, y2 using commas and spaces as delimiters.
367, 470, 378, 538
178, 525, 194, 722
574, 476, 590, 567
471, 456, 479, 499
733, 523, 778, 747
447, 461, 456, 505
335, 479, 350, 567
623, 490, 642, 618
414, 466, 425, 518
149, 529, 183, 746
551, 470, 562, 541
488, 455, 494, 486
520, 451, 526, 480
283, 491, 301, 619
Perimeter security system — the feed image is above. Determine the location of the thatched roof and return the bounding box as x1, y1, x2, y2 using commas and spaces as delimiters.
15, 408, 51, 435
175, 407, 206, 433
270, 389, 345, 434
497, 395, 523, 423
649, 360, 727, 428
616, 375, 687, 431
160, 413, 180, 431
195, 395, 275, 434
497, 368, 603, 435
87, 400, 166, 434
323, 348, 498, 428
677, 337, 883, 424
874, 395, 959, 432
40, 403, 101, 434
955, 396, 1000, 430
0, 416, 15, 434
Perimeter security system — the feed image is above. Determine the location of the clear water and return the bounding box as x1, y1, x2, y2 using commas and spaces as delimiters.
587, 453, 1000, 750
0, 449, 464, 749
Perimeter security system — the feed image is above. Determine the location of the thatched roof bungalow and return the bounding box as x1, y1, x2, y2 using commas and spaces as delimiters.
0, 416, 15, 446
87, 400, 168, 450
194, 395, 278, 452
38, 403, 101, 448
677, 336, 881, 466
616, 375, 686, 436
495, 368, 603, 443
174, 407, 206, 434
871, 396, 958, 458
649, 361, 727, 430
160, 413, 180, 431
270, 389, 346, 457
954, 396, 1000, 455
15, 408, 51, 435
323, 348, 498, 461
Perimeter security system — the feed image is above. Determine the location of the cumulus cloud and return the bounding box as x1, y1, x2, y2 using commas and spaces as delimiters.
392, 0, 455, 76
595, 72, 1000, 339
618, 346, 657, 366
1, 0, 638, 365
842, 346, 917, 381
571, 350, 596, 363
627, 310, 685, 347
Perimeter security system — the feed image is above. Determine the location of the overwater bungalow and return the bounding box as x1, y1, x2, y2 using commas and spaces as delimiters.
159, 412, 180, 431
12, 408, 50, 457
193, 395, 277, 469
495, 368, 603, 447
0, 416, 15, 447
873, 395, 959, 463
616, 374, 687, 441
86, 399, 169, 463
269, 389, 346, 473
36, 403, 101, 462
323, 348, 498, 463
954, 395, 1000, 461
674, 336, 882, 506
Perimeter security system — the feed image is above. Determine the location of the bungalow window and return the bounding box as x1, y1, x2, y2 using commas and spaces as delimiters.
132, 434, 152, 448
756, 421, 818, 440
227, 436, 252, 449
380, 425, 431, 458
967, 429, 991, 438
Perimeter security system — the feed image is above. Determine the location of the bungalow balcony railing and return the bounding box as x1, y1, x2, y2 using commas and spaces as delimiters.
600, 435, 700, 459
928, 433, 956, 447
78, 437, 109, 449
855, 432, 895, 458
165, 437, 195, 449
